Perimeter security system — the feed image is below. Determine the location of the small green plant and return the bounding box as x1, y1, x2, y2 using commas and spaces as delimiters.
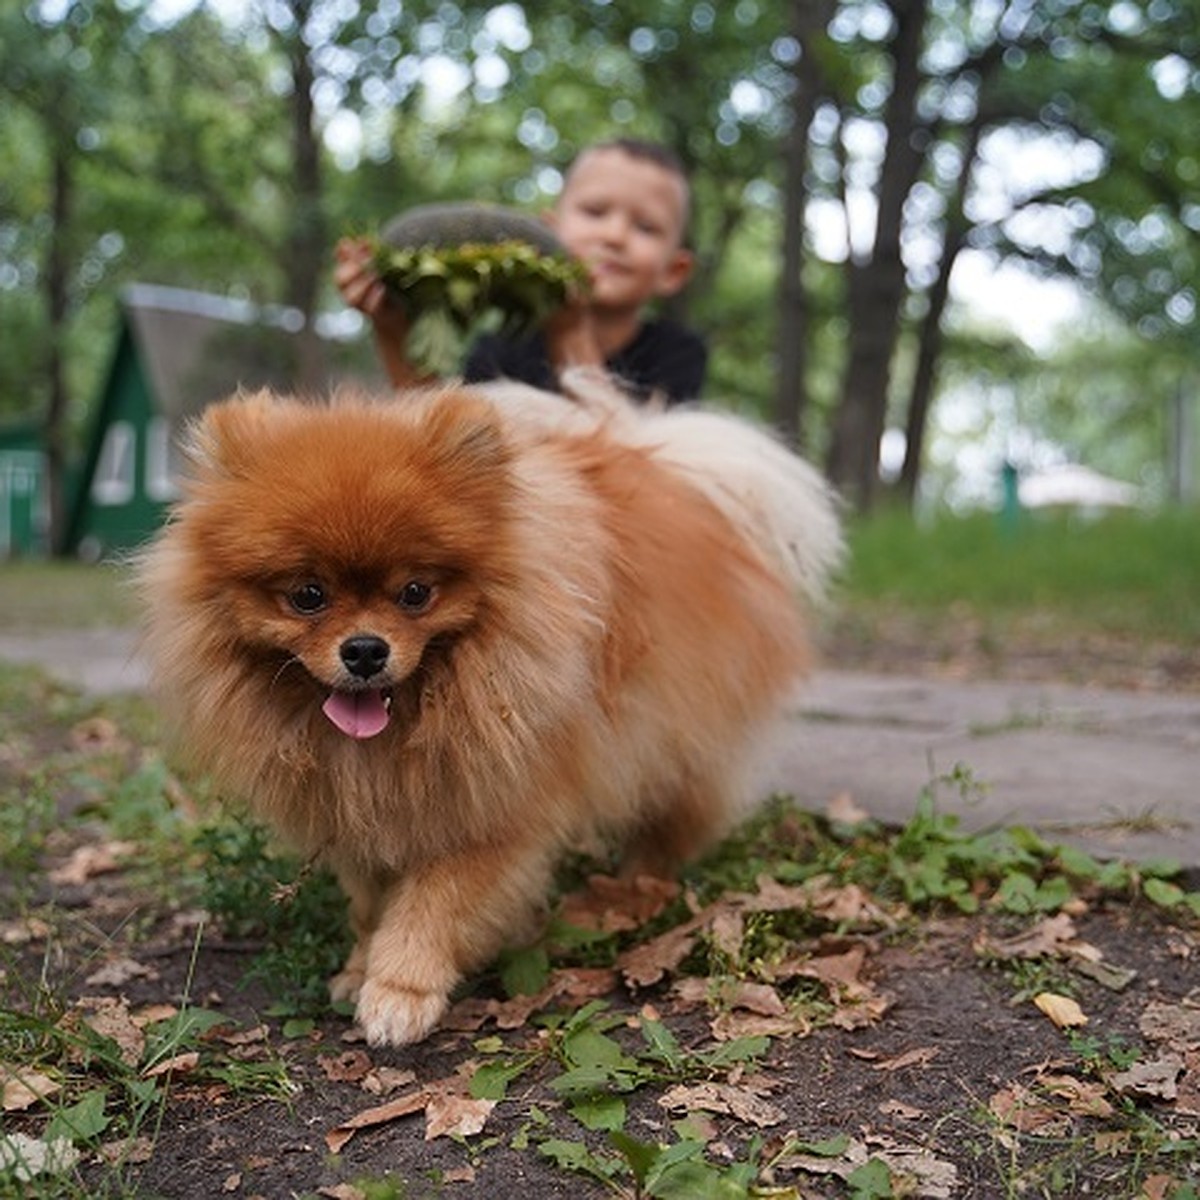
193, 818, 351, 1014
1067, 1030, 1141, 1075
0, 771, 58, 880
0, 967, 284, 1199
466, 1001, 774, 1194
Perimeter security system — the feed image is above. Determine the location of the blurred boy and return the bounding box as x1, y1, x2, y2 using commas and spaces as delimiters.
334, 138, 707, 404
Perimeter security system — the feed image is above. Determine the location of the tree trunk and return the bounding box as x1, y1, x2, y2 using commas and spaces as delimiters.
899, 119, 983, 503
826, 0, 929, 510
43, 142, 72, 555
773, 0, 834, 450
282, 0, 327, 390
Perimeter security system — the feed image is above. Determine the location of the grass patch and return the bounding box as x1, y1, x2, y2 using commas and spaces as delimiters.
841, 507, 1200, 643
4, 507, 1198, 648
0, 562, 136, 631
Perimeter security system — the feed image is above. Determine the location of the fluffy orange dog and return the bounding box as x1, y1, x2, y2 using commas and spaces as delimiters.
138, 374, 840, 1045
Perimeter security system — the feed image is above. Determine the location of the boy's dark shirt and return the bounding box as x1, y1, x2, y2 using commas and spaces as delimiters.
462, 317, 707, 406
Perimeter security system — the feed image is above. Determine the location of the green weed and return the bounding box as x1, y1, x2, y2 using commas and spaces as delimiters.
193, 818, 352, 1015
0, 976, 282, 1199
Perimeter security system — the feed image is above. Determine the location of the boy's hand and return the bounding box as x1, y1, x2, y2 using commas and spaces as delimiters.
334, 237, 429, 388
544, 295, 604, 372
335, 237, 410, 340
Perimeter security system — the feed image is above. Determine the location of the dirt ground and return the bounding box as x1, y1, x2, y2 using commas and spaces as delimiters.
820, 610, 1200, 695
2, 631, 1198, 1200
7, 859, 1198, 1200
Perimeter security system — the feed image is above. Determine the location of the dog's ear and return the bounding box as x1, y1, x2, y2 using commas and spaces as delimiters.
424, 391, 511, 478
184, 389, 292, 479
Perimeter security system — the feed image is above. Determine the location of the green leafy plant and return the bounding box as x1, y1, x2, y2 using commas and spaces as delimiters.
0, 979, 282, 1199
193, 818, 351, 1014
371, 238, 590, 374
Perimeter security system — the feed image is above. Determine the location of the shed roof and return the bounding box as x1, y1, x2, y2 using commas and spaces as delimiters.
121, 283, 378, 420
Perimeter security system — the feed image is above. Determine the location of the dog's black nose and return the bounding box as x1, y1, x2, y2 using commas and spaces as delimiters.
339, 635, 390, 679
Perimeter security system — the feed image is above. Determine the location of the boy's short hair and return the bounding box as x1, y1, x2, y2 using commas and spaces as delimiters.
592, 138, 687, 179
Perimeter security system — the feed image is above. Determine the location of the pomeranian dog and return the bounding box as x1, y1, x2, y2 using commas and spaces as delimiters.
137, 372, 840, 1046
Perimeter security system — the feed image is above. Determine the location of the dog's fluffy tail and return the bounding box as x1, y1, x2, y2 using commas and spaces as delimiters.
642, 407, 842, 603
559, 370, 843, 604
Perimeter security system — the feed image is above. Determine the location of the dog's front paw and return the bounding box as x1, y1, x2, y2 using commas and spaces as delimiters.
328, 967, 365, 1005
356, 978, 448, 1046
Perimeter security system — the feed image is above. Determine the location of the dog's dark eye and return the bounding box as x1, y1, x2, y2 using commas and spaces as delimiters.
397, 581, 433, 613
288, 582, 328, 614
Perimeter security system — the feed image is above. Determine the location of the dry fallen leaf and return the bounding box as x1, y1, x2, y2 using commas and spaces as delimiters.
743, 874, 893, 928
0, 1132, 80, 1182
443, 966, 618, 1034
989, 1084, 1071, 1136
326, 1072, 494, 1153
218, 1024, 269, 1047
558, 874, 680, 932
0, 916, 51, 946
85, 956, 159, 988
977, 914, 1080, 961
361, 1066, 418, 1096
1033, 992, 1089, 1029
1176, 1048, 1200, 1116
879, 1098, 925, 1119
977, 916, 1137, 991
1107, 1054, 1185, 1101
133, 1003, 179, 1028
423, 1093, 496, 1141
48, 841, 138, 887
143, 1051, 200, 1079
325, 1088, 430, 1154
2, 1065, 61, 1112
776, 1134, 958, 1198
674, 977, 786, 1017
1141, 1176, 1181, 1200
318, 1185, 367, 1200
1040, 1073, 1115, 1118
78, 997, 146, 1068
793, 943, 869, 992
709, 1010, 813, 1041
97, 1136, 155, 1166
658, 1081, 785, 1128
1139, 1000, 1200, 1050
1071, 957, 1139, 992
872, 1046, 940, 1073
318, 1050, 374, 1084
709, 906, 746, 959
830, 993, 892, 1031
617, 915, 708, 988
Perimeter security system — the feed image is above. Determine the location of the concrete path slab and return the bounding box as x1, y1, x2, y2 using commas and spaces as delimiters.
2, 630, 1197, 867
765, 672, 1200, 867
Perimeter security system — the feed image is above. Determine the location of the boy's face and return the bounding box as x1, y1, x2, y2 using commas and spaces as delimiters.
549, 147, 693, 314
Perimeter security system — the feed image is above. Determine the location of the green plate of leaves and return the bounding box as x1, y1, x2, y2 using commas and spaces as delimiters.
370, 203, 589, 375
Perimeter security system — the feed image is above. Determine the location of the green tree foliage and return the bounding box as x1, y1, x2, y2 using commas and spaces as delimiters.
1, 0, 1198, 538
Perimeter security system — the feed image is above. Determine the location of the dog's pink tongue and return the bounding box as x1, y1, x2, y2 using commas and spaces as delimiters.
322, 690, 389, 739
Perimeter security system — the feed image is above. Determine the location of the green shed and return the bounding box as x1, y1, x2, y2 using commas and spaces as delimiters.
0, 422, 48, 558
65, 284, 379, 560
